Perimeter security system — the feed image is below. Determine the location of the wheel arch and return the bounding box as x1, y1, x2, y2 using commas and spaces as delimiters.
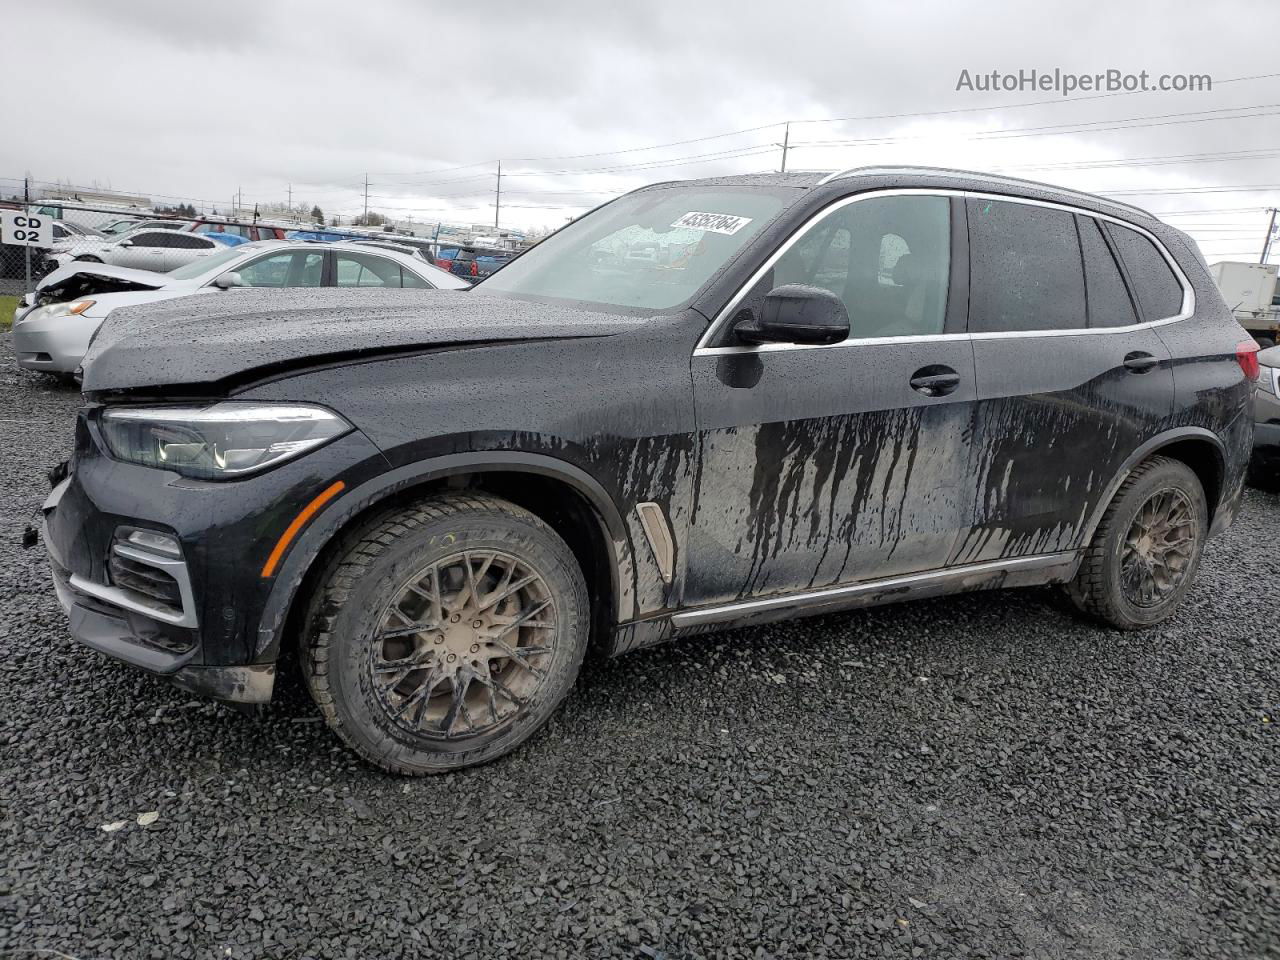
254, 452, 630, 665
1081, 427, 1226, 545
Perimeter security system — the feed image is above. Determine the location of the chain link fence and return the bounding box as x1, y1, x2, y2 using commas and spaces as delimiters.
0, 200, 309, 297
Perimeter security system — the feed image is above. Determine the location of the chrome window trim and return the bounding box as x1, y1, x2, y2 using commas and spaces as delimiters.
692, 188, 1194, 358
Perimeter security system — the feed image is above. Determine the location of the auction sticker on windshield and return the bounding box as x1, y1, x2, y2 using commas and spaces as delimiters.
670, 212, 753, 235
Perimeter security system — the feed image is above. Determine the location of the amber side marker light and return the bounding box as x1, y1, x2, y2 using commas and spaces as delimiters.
261, 480, 346, 578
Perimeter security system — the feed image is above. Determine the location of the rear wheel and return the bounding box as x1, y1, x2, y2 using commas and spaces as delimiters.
302, 493, 589, 774
1254, 336, 1275, 349
1066, 456, 1206, 629
73, 255, 102, 263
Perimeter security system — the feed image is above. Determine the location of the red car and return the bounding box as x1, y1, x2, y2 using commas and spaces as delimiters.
183, 220, 288, 242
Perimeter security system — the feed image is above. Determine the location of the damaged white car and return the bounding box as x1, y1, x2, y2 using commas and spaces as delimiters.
11, 241, 469, 375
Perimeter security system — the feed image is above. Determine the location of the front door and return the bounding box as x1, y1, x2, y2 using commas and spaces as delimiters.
685, 192, 979, 606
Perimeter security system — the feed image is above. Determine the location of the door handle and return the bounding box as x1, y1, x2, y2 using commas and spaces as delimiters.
1123, 351, 1159, 373
909, 365, 960, 397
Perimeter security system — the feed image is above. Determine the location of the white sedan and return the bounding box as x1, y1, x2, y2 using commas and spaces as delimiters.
13, 241, 470, 375
44, 228, 226, 273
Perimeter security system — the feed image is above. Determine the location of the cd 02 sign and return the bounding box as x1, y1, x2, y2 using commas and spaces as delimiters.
0, 211, 53, 247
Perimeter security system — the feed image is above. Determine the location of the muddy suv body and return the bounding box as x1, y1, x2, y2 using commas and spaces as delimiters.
41, 167, 1256, 773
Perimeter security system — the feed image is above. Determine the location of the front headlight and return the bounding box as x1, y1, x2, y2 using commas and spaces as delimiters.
100, 403, 352, 480
18, 300, 94, 324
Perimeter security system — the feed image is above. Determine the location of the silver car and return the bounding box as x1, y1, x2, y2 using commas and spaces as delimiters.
12, 241, 470, 375
43, 228, 226, 273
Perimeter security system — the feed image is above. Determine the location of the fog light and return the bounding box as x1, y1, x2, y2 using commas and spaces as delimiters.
125, 529, 181, 558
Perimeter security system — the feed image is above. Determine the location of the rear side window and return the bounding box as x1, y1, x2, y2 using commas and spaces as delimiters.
129, 232, 172, 247
1078, 217, 1137, 328
967, 199, 1085, 333
168, 233, 213, 249
1104, 222, 1184, 321
335, 252, 404, 287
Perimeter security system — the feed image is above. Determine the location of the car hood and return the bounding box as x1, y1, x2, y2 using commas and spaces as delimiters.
36, 261, 172, 295
81, 287, 649, 393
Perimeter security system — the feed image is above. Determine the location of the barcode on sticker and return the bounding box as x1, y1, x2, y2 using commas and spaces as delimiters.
670, 212, 753, 235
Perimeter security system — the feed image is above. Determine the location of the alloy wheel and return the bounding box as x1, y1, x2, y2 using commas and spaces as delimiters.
1120, 488, 1196, 608
369, 550, 557, 739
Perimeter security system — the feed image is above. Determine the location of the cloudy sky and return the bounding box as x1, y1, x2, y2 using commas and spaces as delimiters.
3, 0, 1278, 255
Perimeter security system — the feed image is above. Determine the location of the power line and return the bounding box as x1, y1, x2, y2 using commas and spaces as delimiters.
360, 70, 1280, 178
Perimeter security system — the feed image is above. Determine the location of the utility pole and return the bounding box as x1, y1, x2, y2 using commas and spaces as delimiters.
363, 173, 369, 223
1261, 207, 1278, 264
494, 161, 502, 230
776, 121, 790, 174
287, 183, 292, 214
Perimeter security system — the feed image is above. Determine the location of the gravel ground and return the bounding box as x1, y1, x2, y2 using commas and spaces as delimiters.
0, 336, 1276, 960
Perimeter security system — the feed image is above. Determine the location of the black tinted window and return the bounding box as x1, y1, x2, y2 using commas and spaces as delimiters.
129, 232, 172, 247
1078, 217, 1137, 328
1104, 222, 1183, 321
967, 199, 1085, 332
167, 233, 211, 249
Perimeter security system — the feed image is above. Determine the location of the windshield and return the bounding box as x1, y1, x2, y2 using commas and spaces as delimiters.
479, 185, 793, 311
167, 246, 247, 279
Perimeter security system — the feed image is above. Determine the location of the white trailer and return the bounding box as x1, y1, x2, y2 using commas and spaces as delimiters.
1209, 261, 1280, 346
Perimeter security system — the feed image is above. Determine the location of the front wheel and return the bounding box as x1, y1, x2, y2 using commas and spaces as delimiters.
73, 255, 103, 263
1066, 456, 1206, 629
302, 493, 589, 774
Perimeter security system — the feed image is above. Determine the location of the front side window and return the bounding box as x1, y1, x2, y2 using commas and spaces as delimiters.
236, 250, 324, 287
1104, 222, 1184, 321
335, 252, 404, 287
740, 194, 951, 338
479, 185, 793, 311
967, 199, 1086, 333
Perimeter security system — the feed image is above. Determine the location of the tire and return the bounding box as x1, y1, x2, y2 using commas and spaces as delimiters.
1066, 456, 1207, 629
73, 255, 103, 263
302, 492, 589, 775
1254, 336, 1275, 349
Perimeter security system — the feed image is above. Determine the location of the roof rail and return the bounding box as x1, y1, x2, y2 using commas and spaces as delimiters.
816, 165, 1153, 219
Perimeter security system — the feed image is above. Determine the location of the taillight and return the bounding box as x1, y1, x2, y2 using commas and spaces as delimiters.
470, 261, 479, 277
1237, 340, 1261, 381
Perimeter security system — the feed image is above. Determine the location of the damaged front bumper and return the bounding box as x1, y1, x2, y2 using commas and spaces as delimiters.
42, 472, 275, 705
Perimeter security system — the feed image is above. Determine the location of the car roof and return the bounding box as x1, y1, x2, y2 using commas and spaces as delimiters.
664, 165, 1156, 222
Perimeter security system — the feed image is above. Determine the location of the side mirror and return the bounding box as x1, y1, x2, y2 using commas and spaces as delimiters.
733, 284, 849, 346
213, 272, 244, 289
117, 239, 133, 247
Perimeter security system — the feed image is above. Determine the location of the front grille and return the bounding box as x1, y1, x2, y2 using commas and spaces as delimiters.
108, 552, 183, 611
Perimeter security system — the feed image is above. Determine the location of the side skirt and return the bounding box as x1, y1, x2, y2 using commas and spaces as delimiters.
609, 552, 1080, 655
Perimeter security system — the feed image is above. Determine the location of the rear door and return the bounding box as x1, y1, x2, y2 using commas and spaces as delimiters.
162, 232, 220, 270
953, 197, 1176, 564
685, 192, 980, 606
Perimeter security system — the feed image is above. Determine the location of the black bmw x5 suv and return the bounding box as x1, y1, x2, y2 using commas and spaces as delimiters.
43, 166, 1257, 774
